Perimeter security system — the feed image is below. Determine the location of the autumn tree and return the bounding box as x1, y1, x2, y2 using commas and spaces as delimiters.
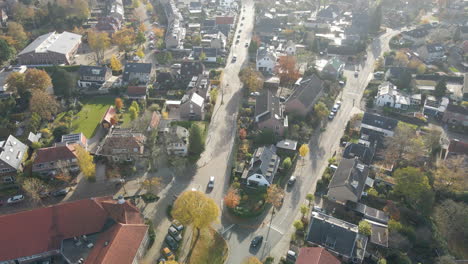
136, 30, 146, 47
0, 39, 15, 64
266, 184, 285, 208
433, 199, 468, 252
142, 177, 161, 194
88, 30, 110, 64
29, 90, 59, 120
394, 51, 409, 67
153, 28, 164, 38
115, 97, 124, 111
113, 27, 136, 55
7, 22, 28, 49
293, 219, 304, 230
172, 191, 219, 254
358, 220, 372, 236
25, 69, 52, 91
242, 256, 262, 264
75, 145, 96, 181
224, 188, 240, 208
433, 156, 467, 193
239, 128, 247, 139
277, 55, 300, 85
239, 67, 264, 93
394, 167, 434, 214
299, 144, 309, 159
136, 48, 145, 59
313, 102, 329, 120
306, 193, 314, 207
21, 178, 47, 204
5, 72, 26, 94
300, 204, 309, 219
146, 2, 153, 12
383, 122, 427, 166
110, 55, 122, 72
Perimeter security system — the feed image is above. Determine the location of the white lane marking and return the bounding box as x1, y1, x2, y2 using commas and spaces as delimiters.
222, 224, 236, 235
268, 224, 284, 235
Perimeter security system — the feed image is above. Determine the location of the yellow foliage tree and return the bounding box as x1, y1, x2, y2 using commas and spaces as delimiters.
162, 111, 169, 119
110, 55, 122, 72
242, 256, 262, 264
136, 48, 145, 58
153, 28, 164, 38
88, 30, 110, 64
266, 184, 284, 208
113, 27, 136, 53
299, 144, 309, 158
75, 145, 96, 181
146, 2, 153, 12
141, 177, 161, 194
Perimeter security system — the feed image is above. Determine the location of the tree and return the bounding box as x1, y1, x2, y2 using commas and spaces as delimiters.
29, 90, 59, 120
433, 200, 468, 252
299, 144, 309, 159
435, 79, 447, 98
75, 145, 96, 180
239, 67, 264, 93
254, 129, 276, 145
25, 69, 52, 91
395, 51, 409, 67
142, 177, 161, 194
266, 184, 284, 208
189, 123, 205, 156
192, 35, 201, 46
282, 157, 292, 170
0, 39, 15, 64
162, 111, 169, 119
306, 193, 314, 207
5, 72, 26, 94
393, 167, 433, 212
53, 125, 70, 140
21, 178, 47, 204
129, 106, 138, 120
113, 27, 136, 54
172, 191, 219, 254
436, 255, 457, 264
136, 48, 145, 58
7, 22, 28, 49
300, 204, 309, 219
313, 102, 328, 120
136, 30, 146, 47
369, 3, 382, 33
199, 52, 206, 61
433, 156, 466, 193
242, 256, 262, 264
358, 220, 372, 236
452, 26, 461, 42
153, 28, 164, 38
277, 55, 300, 85
293, 219, 304, 230
110, 55, 123, 72
52, 68, 76, 98
383, 122, 427, 166
146, 2, 153, 12
88, 30, 110, 64
378, 258, 387, 264
239, 128, 247, 139
132, 0, 140, 8
224, 188, 240, 208
115, 98, 124, 111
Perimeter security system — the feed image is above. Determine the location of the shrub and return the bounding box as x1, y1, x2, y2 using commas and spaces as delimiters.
145, 219, 156, 248
141, 193, 159, 203
293, 220, 304, 231
358, 220, 372, 236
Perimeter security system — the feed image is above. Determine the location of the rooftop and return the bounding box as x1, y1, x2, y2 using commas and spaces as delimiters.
18, 31, 82, 56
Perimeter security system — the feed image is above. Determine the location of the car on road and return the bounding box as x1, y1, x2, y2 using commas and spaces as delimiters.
51, 188, 70, 197
336, 100, 342, 107
171, 63, 181, 69
250, 92, 260, 96
354, 70, 359, 77
328, 111, 335, 120
171, 220, 184, 232
288, 176, 296, 186
235, 39, 239, 44
165, 235, 179, 250
338, 80, 345, 86
232, 56, 237, 63
245, 42, 249, 48
332, 104, 340, 113
7, 195, 24, 204
250, 236, 263, 248
240, 23, 243, 26
208, 176, 215, 189
168, 226, 182, 242
237, 35, 240, 38
242, 17, 245, 20
286, 250, 297, 261
39, 190, 50, 198
162, 247, 175, 260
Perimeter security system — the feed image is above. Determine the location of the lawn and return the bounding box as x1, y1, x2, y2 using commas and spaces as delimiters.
72, 96, 115, 138
188, 228, 228, 264
449, 67, 460, 73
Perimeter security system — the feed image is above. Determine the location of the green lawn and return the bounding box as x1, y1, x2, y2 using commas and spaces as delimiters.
189, 228, 228, 264
449, 67, 460, 73
72, 96, 116, 138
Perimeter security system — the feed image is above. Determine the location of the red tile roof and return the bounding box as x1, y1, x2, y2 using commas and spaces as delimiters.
102, 106, 116, 124
215, 16, 234, 25
296, 247, 341, 264
100, 200, 144, 225
127, 86, 147, 96
149, 111, 161, 129
33, 143, 78, 164
448, 139, 468, 155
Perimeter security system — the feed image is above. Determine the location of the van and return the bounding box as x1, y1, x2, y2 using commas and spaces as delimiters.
329, 164, 338, 171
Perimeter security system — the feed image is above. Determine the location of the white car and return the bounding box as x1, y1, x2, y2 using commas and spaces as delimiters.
208, 176, 215, 189
332, 104, 340, 113
7, 195, 24, 204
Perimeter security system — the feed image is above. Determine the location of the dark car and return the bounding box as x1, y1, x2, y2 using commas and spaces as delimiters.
250, 236, 263, 248
168, 226, 182, 242
51, 188, 70, 197
165, 235, 179, 250
171, 220, 184, 232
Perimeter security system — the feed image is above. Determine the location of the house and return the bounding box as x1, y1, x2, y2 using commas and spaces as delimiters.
97, 130, 146, 162
345, 201, 389, 224
306, 212, 368, 263
127, 86, 148, 100
284, 40, 296, 55
276, 139, 298, 152
61, 133, 87, 149
0, 135, 28, 175
440, 138, 468, 160
401, 28, 429, 46
219, 0, 235, 8
263, 76, 280, 90
343, 143, 374, 165
77, 66, 112, 89
108, 0, 125, 21
26, 132, 41, 146
367, 220, 389, 248
423, 96, 449, 117
32, 143, 78, 175
166, 18, 186, 49
242, 145, 280, 187
101, 106, 117, 129
414, 79, 436, 93
215, 16, 235, 26
17, 31, 82, 65
180, 92, 205, 120
186, 74, 211, 100
201, 31, 226, 50
360, 112, 398, 137
315, 57, 345, 80
254, 89, 287, 136
374, 81, 410, 110
416, 43, 446, 63
122, 63, 153, 85
165, 125, 189, 156
95, 16, 122, 34
191, 46, 219, 62
285, 75, 325, 116
296, 247, 341, 264
256, 47, 277, 73
180, 61, 205, 81
0, 197, 148, 264
327, 158, 369, 203
442, 104, 468, 127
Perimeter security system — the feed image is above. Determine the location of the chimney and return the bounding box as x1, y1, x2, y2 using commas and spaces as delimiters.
117, 195, 125, 204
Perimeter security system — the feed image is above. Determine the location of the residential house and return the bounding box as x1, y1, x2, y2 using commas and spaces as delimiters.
97, 130, 146, 162
374, 81, 411, 109
256, 47, 277, 73
215, 16, 235, 27
401, 28, 429, 46
61, 133, 87, 150
416, 43, 446, 63
17, 31, 82, 65
440, 138, 468, 160
0, 8, 8, 26
254, 17, 282, 42
165, 125, 189, 156
77, 66, 112, 89
0, 135, 28, 175
306, 212, 368, 263
345, 201, 390, 224
101, 106, 117, 129
442, 104, 468, 127
123, 63, 153, 85
414, 79, 436, 93
360, 112, 398, 138
254, 89, 288, 136
0, 197, 148, 264
296, 247, 341, 264
219, 0, 235, 9
284, 40, 296, 55
180, 61, 205, 81
108, 0, 125, 21
242, 145, 280, 187
95, 16, 122, 34
315, 57, 345, 80
180, 92, 205, 120
423, 96, 449, 117
166, 19, 186, 49
276, 139, 298, 153
327, 158, 369, 203
201, 31, 226, 50
191, 46, 219, 62
127, 86, 148, 100
32, 143, 78, 175
285, 75, 325, 116
186, 74, 211, 101
263, 76, 280, 90
343, 143, 374, 165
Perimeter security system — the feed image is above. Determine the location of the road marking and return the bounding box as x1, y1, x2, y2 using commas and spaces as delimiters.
222, 224, 235, 235
268, 224, 284, 235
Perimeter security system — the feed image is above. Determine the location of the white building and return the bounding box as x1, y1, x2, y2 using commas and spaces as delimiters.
256, 47, 277, 73
375, 82, 411, 110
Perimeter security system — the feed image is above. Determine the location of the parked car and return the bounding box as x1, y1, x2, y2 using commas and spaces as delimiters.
336, 100, 342, 107
165, 235, 179, 250
51, 188, 70, 197
232, 56, 237, 63
168, 226, 182, 241
242, 17, 245, 20
287, 176, 296, 185
329, 164, 338, 171
7, 195, 24, 204
208, 176, 215, 189
354, 70, 359, 77
245, 42, 249, 48
250, 92, 260, 96
69, 165, 80, 173
332, 104, 340, 113
39, 191, 50, 198
171, 63, 181, 69
328, 111, 335, 120
286, 250, 297, 261
171, 220, 184, 232
338, 80, 345, 86
161, 247, 175, 260
250, 236, 263, 248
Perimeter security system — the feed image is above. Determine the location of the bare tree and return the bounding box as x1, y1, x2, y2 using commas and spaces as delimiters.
21, 178, 47, 204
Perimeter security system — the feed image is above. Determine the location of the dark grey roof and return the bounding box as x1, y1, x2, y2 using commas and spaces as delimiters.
123, 63, 152, 81
361, 112, 398, 131
255, 18, 281, 34
286, 74, 324, 109
446, 104, 468, 115
402, 28, 429, 38
248, 145, 280, 183
79, 65, 110, 78
306, 212, 367, 261
426, 43, 445, 53
328, 158, 369, 202
343, 143, 374, 165
255, 89, 282, 123
180, 61, 205, 79
346, 201, 390, 224
0, 135, 28, 171
202, 19, 216, 29
192, 46, 218, 58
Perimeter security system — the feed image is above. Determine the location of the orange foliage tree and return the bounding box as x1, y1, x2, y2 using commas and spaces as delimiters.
239, 128, 247, 139
224, 188, 240, 208
115, 97, 123, 111
277, 55, 300, 86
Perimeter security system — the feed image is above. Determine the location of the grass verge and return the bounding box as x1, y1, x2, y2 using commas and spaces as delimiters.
188, 228, 228, 264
